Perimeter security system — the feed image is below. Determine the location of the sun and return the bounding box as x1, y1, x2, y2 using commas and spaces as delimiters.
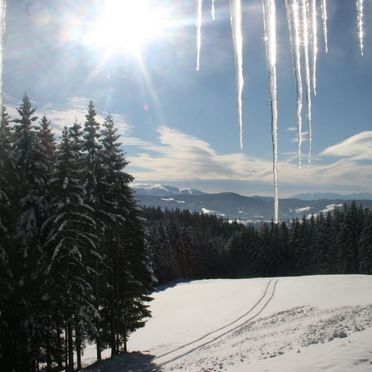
86, 0, 166, 54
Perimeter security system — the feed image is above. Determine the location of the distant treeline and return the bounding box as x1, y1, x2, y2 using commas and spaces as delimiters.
144, 203, 372, 283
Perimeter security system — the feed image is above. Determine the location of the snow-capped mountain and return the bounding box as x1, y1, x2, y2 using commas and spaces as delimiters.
134, 185, 372, 221
133, 183, 206, 197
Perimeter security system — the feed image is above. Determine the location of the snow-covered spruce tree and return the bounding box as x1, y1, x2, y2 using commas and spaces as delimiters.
69, 119, 83, 157
0, 106, 13, 261
227, 226, 259, 278
98, 114, 153, 354
115, 197, 153, 353
37, 114, 56, 170
0, 106, 15, 370
311, 212, 336, 274
359, 212, 372, 274
81, 101, 107, 361
336, 202, 362, 273
67, 118, 87, 370
7, 95, 50, 371
148, 222, 174, 283
43, 126, 98, 371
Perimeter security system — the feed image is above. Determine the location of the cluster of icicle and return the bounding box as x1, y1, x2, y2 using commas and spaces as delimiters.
0, 1, 367, 224
196, 0, 366, 223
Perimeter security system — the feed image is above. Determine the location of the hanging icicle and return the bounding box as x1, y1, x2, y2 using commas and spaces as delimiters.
196, 0, 203, 71
211, 0, 216, 20
230, 0, 245, 149
286, 0, 304, 168
190, 1, 370, 221
262, 0, 279, 223
311, 0, 318, 95
0, 0, 5, 122
301, 0, 312, 163
321, 0, 328, 53
356, 0, 365, 56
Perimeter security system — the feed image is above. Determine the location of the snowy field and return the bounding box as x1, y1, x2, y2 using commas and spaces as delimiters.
84, 275, 372, 371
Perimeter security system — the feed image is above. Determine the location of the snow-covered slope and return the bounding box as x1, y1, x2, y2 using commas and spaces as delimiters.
84, 275, 372, 371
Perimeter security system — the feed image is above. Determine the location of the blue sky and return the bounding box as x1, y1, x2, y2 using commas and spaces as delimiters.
4, 0, 372, 197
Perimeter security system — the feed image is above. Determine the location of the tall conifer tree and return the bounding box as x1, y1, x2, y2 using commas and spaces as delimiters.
9, 95, 49, 371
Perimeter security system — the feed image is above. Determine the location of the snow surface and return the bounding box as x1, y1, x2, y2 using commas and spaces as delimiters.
295, 206, 312, 213
84, 275, 372, 371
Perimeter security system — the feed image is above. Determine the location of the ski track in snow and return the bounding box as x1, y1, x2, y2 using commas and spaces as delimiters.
156, 279, 278, 367
83, 276, 372, 371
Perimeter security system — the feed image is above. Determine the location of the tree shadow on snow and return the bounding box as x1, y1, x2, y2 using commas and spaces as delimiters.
83, 352, 160, 372
155, 279, 192, 293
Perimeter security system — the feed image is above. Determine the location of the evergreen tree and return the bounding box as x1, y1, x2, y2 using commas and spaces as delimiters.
37, 114, 56, 169
81, 102, 106, 361
312, 212, 334, 274
337, 202, 362, 273
115, 198, 153, 352
69, 119, 83, 159
0, 106, 14, 368
7, 95, 50, 371
0, 105, 13, 256
82, 102, 103, 208
359, 213, 372, 274
98, 114, 153, 354
43, 127, 98, 371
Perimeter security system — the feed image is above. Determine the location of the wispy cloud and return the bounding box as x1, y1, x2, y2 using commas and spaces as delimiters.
5, 96, 372, 194
128, 127, 372, 193
129, 126, 274, 181
321, 131, 372, 161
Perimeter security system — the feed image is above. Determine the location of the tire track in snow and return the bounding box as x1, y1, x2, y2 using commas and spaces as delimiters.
156, 279, 279, 367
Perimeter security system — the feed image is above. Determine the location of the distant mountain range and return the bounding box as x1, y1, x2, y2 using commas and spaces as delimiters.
133, 184, 372, 222
293, 192, 372, 201
133, 183, 205, 197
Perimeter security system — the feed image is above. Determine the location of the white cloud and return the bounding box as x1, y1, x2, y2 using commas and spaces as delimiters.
5, 100, 372, 194
128, 127, 372, 193
321, 131, 372, 160
6, 96, 132, 139
129, 126, 274, 181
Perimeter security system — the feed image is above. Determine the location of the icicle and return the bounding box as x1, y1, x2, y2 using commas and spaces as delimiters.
301, 0, 312, 163
357, 0, 365, 56
0, 0, 5, 124
321, 0, 328, 53
311, 0, 318, 95
230, 0, 244, 149
196, 0, 203, 71
262, 0, 279, 223
286, 0, 303, 168
211, 0, 216, 20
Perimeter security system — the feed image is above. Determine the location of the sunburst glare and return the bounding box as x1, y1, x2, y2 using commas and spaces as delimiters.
85, 0, 167, 54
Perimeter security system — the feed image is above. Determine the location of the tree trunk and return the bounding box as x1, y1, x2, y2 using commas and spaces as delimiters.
68, 325, 74, 372
57, 327, 63, 370
110, 304, 116, 356
46, 340, 52, 372
123, 332, 127, 353
75, 326, 82, 370
94, 259, 102, 362
64, 328, 68, 372
110, 248, 118, 357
